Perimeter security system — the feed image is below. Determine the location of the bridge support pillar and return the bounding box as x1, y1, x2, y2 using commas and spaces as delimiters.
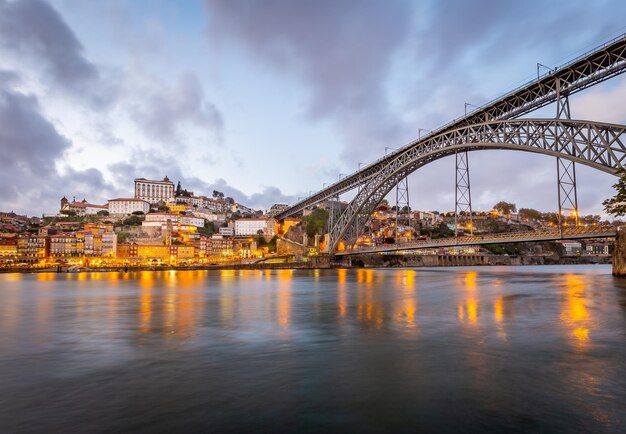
612, 227, 626, 277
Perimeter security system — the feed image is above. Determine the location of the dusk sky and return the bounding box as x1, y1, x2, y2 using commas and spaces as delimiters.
2, 0, 626, 217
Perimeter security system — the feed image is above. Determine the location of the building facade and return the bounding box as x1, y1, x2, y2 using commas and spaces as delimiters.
134, 176, 175, 204
108, 198, 151, 215
234, 218, 277, 236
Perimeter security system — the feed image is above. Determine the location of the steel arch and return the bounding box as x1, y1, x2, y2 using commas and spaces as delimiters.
329, 118, 626, 252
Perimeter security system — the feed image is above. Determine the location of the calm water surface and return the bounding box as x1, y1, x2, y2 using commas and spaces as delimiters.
1, 265, 625, 433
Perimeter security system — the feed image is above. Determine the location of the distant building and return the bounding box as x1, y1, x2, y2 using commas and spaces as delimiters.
134, 176, 175, 204
234, 218, 277, 236
232, 203, 256, 215
60, 197, 108, 216
561, 241, 582, 256
108, 198, 150, 215
586, 242, 609, 255
142, 213, 204, 232
219, 227, 234, 236
267, 203, 289, 217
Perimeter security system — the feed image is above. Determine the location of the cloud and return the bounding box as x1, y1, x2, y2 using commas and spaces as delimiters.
131, 72, 223, 145
0, 0, 115, 106
0, 72, 70, 200
0, 72, 122, 214
206, 0, 415, 162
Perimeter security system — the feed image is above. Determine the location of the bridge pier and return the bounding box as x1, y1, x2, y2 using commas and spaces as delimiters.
612, 227, 626, 277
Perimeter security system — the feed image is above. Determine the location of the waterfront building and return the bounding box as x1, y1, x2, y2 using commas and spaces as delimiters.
234, 218, 277, 236
134, 176, 175, 204
16, 234, 50, 263
0, 234, 18, 261
50, 232, 85, 258
560, 241, 583, 255
108, 198, 150, 216
102, 232, 117, 257
207, 234, 234, 257
585, 242, 610, 255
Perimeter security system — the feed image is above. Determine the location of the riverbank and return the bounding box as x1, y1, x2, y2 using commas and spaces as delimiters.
0, 254, 612, 273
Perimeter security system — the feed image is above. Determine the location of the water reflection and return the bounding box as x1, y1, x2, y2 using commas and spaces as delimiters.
457, 271, 479, 327
560, 273, 593, 349
1, 266, 625, 432
275, 269, 292, 331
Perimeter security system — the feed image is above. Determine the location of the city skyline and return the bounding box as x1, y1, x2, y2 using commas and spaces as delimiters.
2, 0, 626, 216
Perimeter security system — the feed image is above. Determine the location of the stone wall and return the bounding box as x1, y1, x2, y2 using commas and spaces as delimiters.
612, 227, 626, 276
276, 237, 306, 257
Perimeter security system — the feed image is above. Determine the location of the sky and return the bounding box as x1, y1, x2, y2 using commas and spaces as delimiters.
1, 0, 626, 217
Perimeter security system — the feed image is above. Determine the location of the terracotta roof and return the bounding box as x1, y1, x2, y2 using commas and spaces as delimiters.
68, 202, 107, 208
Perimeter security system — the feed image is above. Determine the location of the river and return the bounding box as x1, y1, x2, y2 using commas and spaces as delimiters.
1, 265, 625, 433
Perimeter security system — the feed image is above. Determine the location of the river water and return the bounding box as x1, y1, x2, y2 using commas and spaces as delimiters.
0, 265, 625, 433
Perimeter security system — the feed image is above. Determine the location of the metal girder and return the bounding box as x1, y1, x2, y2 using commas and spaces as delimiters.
276, 33, 626, 220
395, 176, 411, 236
455, 151, 473, 237
335, 225, 616, 256
329, 118, 626, 252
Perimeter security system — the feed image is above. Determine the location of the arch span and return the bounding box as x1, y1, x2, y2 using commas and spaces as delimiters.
330, 118, 626, 252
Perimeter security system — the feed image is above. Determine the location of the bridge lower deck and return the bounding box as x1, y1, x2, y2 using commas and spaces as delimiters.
334, 226, 615, 256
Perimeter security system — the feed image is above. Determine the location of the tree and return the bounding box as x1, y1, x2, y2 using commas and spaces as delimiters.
97, 210, 109, 217
303, 208, 329, 237
225, 197, 235, 205
603, 169, 626, 216
519, 208, 542, 221
212, 190, 224, 199
122, 215, 143, 226
132, 211, 144, 216
493, 201, 517, 215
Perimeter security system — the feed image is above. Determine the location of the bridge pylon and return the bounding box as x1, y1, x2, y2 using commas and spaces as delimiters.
455, 150, 473, 238
555, 77, 579, 234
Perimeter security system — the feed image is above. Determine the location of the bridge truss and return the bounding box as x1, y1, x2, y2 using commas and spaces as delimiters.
329, 119, 626, 251
274, 33, 626, 254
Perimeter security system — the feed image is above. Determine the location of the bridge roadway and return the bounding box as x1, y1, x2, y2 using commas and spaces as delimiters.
333, 225, 616, 256
276, 33, 626, 220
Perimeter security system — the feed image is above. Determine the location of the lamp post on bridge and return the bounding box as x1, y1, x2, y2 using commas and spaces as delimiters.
418, 128, 432, 140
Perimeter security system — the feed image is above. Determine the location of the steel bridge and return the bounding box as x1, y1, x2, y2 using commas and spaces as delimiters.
276, 33, 626, 254
334, 225, 616, 256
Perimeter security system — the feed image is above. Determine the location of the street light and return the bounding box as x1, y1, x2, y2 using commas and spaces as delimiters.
464, 102, 480, 116
537, 63, 556, 79
418, 128, 431, 140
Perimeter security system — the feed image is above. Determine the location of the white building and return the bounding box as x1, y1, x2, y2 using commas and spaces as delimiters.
142, 213, 204, 232
561, 241, 582, 256
234, 218, 277, 236
108, 198, 150, 215
60, 197, 108, 216
134, 176, 175, 204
